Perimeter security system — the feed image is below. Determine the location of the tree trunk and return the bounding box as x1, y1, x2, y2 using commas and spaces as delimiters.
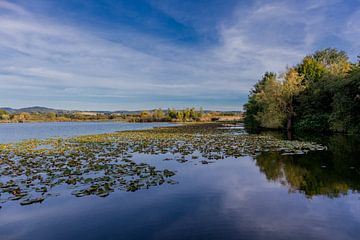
287, 104, 294, 131
287, 114, 292, 131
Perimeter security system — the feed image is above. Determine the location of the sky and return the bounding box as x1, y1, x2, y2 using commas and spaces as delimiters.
0, 0, 359, 111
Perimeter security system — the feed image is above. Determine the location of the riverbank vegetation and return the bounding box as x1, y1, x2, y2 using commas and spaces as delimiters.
244, 48, 360, 134
0, 108, 242, 123
0, 110, 112, 123
129, 108, 242, 122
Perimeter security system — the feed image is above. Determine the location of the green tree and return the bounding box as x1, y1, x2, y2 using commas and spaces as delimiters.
0, 110, 8, 115
294, 49, 351, 132
153, 109, 165, 121
0, 110, 10, 121
47, 112, 56, 119
244, 72, 276, 129
176, 111, 184, 121
253, 73, 285, 129
312, 48, 350, 74
280, 68, 306, 130
244, 48, 357, 133
296, 56, 325, 83
167, 108, 177, 119
330, 66, 360, 133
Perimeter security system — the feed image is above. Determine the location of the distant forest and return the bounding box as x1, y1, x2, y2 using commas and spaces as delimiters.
244, 48, 360, 134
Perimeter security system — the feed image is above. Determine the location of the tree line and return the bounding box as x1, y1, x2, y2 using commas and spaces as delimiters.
0, 108, 240, 123
0, 111, 112, 123
244, 48, 360, 134
127, 108, 240, 122
133, 108, 204, 122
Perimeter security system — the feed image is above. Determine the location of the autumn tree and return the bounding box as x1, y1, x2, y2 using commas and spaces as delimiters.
244, 72, 277, 128
280, 68, 306, 130
244, 48, 358, 133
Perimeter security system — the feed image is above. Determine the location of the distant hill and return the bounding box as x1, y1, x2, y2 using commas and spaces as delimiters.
0, 106, 71, 114
0, 106, 141, 115
0, 107, 17, 114
0, 106, 139, 115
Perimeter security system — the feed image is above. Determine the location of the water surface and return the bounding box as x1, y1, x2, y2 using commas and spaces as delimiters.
0, 122, 174, 143
0, 125, 359, 240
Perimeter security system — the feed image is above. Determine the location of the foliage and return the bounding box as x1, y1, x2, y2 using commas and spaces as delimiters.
0, 110, 8, 115
280, 68, 306, 130
244, 48, 359, 133
294, 113, 330, 133
312, 48, 351, 76
296, 56, 325, 83
47, 112, 56, 119
245, 69, 306, 130
0, 107, 234, 123
253, 72, 285, 129
0, 110, 9, 120
136, 108, 204, 122
329, 67, 360, 133
244, 72, 280, 129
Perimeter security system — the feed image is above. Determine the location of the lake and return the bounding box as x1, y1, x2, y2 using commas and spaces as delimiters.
0, 123, 359, 240
0, 122, 175, 143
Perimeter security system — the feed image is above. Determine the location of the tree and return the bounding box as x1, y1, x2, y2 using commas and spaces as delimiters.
244, 72, 277, 129
330, 66, 360, 133
167, 108, 177, 119
153, 109, 164, 121
312, 48, 351, 76
176, 111, 184, 121
244, 48, 358, 133
140, 111, 151, 122
313, 48, 348, 67
280, 68, 306, 130
296, 56, 325, 83
0, 110, 10, 121
0, 110, 8, 115
253, 73, 285, 129
244, 48, 360, 132
47, 112, 56, 119
294, 49, 351, 132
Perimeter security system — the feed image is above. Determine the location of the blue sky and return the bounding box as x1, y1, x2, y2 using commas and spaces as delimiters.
0, 0, 359, 111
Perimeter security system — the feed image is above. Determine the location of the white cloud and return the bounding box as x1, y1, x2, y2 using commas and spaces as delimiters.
344, 9, 360, 49
0, 0, 29, 15
0, 0, 357, 110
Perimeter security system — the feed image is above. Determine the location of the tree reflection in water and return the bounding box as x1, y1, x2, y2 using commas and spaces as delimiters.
254, 134, 360, 198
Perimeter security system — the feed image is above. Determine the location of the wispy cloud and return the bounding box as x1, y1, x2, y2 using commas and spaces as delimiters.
344, 8, 360, 50
0, 0, 358, 110
0, 0, 29, 16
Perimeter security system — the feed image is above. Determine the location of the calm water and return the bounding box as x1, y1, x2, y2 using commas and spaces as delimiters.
0, 122, 174, 143
0, 124, 359, 240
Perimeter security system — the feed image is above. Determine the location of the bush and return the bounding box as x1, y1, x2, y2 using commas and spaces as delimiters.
294, 114, 330, 133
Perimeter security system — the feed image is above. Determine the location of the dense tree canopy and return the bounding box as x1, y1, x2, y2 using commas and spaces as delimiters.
244, 48, 360, 134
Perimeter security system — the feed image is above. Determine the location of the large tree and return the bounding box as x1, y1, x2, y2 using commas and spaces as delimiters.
280, 68, 306, 131
244, 48, 358, 133
244, 72, 281, 129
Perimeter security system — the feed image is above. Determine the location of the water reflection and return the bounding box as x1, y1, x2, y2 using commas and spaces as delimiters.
0, 122, 174, 143
1, 155, 359, 240
1, 124, 360, 239
255, 134, 360, 198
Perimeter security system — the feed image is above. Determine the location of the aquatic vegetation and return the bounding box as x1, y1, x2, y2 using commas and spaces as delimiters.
0, 123, 326, 207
